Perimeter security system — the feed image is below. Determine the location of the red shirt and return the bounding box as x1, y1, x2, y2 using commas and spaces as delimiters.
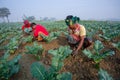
22, 24, 30, 30
33, 24, 49, 37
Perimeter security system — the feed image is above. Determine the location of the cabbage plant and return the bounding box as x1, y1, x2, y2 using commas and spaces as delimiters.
30, 46, 72, 80
83, 40, 115, 69
25, 42, 44, 60
0, 52, 21, 80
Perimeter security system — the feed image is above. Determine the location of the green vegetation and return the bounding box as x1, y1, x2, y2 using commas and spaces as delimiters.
42, 31, 61, 42
112, 42, 120, 50
31, 62, 72, 80
0, 20, 120, 79
98, 68, 113, 80
83, 40, 115, 69
25, 42, 44, 60
0, 52, 21, 80
30, 46, 72, 80
23, 35, 33, 43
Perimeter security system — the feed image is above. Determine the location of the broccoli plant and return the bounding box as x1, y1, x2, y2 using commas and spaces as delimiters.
30, 46, 72, 80
0, 52, 21, 80
25, 42, 44, 60
83, 40, 115, 69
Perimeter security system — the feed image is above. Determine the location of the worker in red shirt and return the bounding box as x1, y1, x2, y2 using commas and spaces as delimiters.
22, 20, 32, 34
30, 23, 49, 41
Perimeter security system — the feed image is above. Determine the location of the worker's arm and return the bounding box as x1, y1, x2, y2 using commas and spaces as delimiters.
73, 35, 85, 55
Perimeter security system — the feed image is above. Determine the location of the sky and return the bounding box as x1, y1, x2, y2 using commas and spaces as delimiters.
0, 0, 120, 22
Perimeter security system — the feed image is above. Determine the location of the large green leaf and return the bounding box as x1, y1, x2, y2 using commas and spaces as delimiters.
9, 65, 20, 77
30, 62, 47, 80
62, 46, 72, 59
99, 34, 110, 41
48, 46, 72, 60
83, 49, 93, 58
57, 72, 72, 80
112, 42, 120, 50
51, 57, 63, 71
23, 35, 33, 43
101, 50, 115, 59
94, 40, 104, 53
25, 42, 44, 60
93, 55, 103, 63
93, 50, 115, 63
42, 32, 58, 42
8, 54, 21, 65
0, 54, 21, 80
83, 40, 115, 64
48, 49, 58, 56
0, 51, 10, 61
98, 68, 113, 80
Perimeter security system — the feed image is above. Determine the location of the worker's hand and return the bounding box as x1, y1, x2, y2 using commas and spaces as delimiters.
72, 50, 78, 56
38, 35, 43, 41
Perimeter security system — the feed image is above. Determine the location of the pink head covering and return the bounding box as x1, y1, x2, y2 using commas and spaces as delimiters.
24, 20, 29, 25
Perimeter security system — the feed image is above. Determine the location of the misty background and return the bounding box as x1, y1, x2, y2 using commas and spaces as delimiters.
0, 0, 120, 22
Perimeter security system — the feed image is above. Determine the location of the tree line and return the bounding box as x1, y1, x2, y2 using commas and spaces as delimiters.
0, 7, 57, 23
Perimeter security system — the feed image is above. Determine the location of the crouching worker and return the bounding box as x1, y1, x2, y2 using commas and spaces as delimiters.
30, 23, 49, 41
65, 15, 92, 55
22, 20, 32, 34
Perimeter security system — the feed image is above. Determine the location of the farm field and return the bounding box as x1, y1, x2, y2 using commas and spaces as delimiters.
0, 20, 120, 80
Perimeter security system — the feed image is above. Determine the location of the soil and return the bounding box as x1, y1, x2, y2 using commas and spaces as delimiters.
9, 34, 120, 80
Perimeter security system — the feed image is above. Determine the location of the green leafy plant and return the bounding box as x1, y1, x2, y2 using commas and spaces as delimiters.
23, 35, 33, 43
112, 42, 120, 50
30, 62, 72, 80
30, 62, 47, 80
43, 31, 60, 42
5, 38, 19, 54
48, 46, 72, 60
30, 46, 72, 80
83, 40, 115, 69
0, 52, 21, 80
99, 34, 110, 41
56, 72, 72, 80
48, 46, 72, 71
25, 42, 44, 60
99, 30, 120, 41
98, 68, 113, 80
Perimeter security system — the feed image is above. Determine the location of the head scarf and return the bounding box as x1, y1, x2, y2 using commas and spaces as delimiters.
23, 20, 30, 28
65, 15, 80, 26
24, 20, 29, 25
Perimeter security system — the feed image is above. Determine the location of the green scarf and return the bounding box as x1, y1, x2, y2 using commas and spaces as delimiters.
65, 16, 80, 26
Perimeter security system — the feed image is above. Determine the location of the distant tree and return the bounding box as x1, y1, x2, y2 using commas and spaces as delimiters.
0, 7, 11, 23
40, 17, 42, 20
23, 15, 35, 21
40, 17, 56, 21
50, 17, 56, 21
43, 17, 49, 21
27, 16, 35, 21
